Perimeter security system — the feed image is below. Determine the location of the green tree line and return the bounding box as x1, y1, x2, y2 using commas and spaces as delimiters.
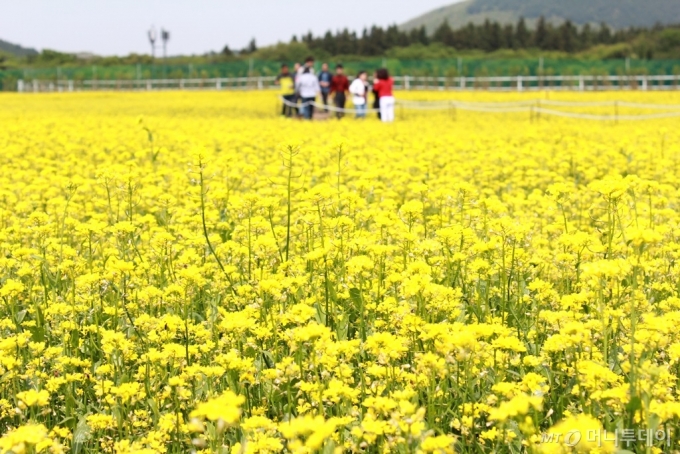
268, 18, 680, 60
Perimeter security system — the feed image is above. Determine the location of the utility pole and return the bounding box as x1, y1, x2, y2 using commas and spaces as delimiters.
161, 29, 170, 80
161, 29, 170, 59
148, 26, 157, 58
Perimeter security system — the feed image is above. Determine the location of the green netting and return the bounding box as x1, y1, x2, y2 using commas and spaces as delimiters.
382, 58, 680, 77
2, 58, 680, 90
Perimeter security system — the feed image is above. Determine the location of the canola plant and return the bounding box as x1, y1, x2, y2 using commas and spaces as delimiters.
1, 91, 680, 454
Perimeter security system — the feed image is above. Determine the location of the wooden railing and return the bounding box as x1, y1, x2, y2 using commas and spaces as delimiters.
17, 74, 680, 92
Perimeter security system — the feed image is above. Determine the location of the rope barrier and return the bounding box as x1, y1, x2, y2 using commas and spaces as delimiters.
617, 101, 680, 110
399, 98, 680, 110
451, 104, 531, 113
280, 97, 311, 108
540, 100, 617, 107
279, 96, 379, 114
535, 107, 680, 121
278, 96, 680, 121
311, 101, 380, 114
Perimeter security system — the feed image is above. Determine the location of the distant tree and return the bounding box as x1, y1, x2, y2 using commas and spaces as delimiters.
580, 24, 593, 49
350, 31, 359, 53
357, 28, 370, 55
534, 17, 549, 49
322, 31, 336, 55
433, 20, 456, 47
383, 24, 405, 48
38, 49, 77, 64
487, 21, 503, 51
242, 38, 257, 54
367, 26, 386, 55
480, 20, 491, 50
221, 45, 233, 56
515, 18, 530, 48
597, 22, 612, 44
658, 28, 680, 52
503, 24, 515, 49
457, 22, 479, 49
291, 35, 298, 43
410, 26, 429, 46
559, 20, 578, 52
334, 29, 355, 55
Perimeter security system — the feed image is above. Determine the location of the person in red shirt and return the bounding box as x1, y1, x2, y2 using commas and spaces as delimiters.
329, 64, 350, 119
373, 68, 395, 122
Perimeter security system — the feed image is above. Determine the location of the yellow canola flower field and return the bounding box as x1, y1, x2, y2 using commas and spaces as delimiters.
2, 90, 680, 454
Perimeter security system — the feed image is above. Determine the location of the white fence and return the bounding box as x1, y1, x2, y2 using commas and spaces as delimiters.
17, 74, 680, 93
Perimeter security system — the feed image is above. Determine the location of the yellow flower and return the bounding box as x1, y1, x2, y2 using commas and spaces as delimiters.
0, 424, 52, 453
190, 391, 245, 425
419, 434, 456, 453
16, 389, 50, 408
0, 279, 24, 297
488, 394, 542, 422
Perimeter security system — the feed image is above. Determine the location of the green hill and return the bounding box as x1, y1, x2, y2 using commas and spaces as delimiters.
0, 39, 38, 57
402, 0, 680, 34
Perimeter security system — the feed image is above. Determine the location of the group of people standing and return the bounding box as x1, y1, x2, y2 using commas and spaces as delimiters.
276, 56, 395, 122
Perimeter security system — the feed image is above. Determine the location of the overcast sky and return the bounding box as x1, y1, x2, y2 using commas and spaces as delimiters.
0, 0, 455, 56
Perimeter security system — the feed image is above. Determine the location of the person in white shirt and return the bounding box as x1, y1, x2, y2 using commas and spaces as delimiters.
295, 67, 321, 120
349, 71, 368, 119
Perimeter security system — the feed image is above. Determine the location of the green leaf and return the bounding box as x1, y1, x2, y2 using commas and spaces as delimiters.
626, 396, 642, 412
15, 309, 27, 323
322, 440, 337, 454
349, 288, 362, 307
66, 393, 77, 415
72, 417, 91, 454
70, 329, 80, 350
147, 398, 160, 423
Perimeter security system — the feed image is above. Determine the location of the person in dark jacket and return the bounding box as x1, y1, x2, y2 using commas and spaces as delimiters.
318, 63, 332, 111
329, 64, 349, 119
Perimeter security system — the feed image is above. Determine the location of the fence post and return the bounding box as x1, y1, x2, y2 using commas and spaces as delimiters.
216, 79, 221, 90
17, 80, 24, 92
146, 80, 152, 91
257, 77, 263, 90
642, 76, 648, 91
460, 77, 465, 90
615, 101, 619, 124
579, 76, 584, 92
405, 75, 410, 90
33, 79, 38, 93
517, 75, 522, 92
68, 80, 74, 92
